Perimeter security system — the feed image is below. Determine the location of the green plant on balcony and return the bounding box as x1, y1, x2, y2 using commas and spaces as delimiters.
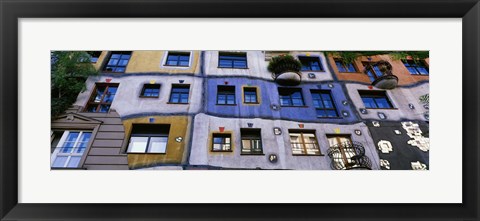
267, 54, 302, 74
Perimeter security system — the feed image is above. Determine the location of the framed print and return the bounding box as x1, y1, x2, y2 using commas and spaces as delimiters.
1, 0, 479, 220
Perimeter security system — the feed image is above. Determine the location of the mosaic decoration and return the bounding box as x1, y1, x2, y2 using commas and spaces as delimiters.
341, 111, 349, 117
308, 73, 316, 79
402, 122, 429, 152
219, 127, 225, 132
66, 114, 75, 121
354, 130, 362, 136
149, 118, 155, 123
378, 112, 387, 119
380, 159, 391, 170
334, 128, 341, 134
273, 127, 282, 135
378, 140, 393, 153
179, 80, 185, 83
271, 104, 279, 111
360, 108, 368, 114
328, 83, 334, 88
411, 161, 427, 170
419, 94, 429, 120
247, 123, 253, 128
372, 121, 380, 127
224, 81, 229, 85
150, 80, 156, 84
105, 78, 112, 83
408, 103, 415, 109
342, 100, 348, 106
268, 154, 278, 163
175, 137, 183, 142
394, 130, 401, 135
298, 124, 304, 128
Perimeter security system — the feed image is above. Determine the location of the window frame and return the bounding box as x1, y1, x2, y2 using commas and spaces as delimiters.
288, 130, 322, 156
168, 84, 190, 104
362, 62, 386, 82
358, 90, 395, 109
211, 133, 233, 152
243, 87, 259, 104
327, 134, 356, 168
334, 58, 357, 73
216, 85, 236, 105
51, 130, 92, 168
240, 128, 263, 155
298, 56, 324, 72
402, 59, 429, 75
84, 83, 119, 113
86, 51, 102, 63
103, 51, 132, 73
126, 124, 170, 154
218, 52, 248, 69
310, 90, 339, 118
140, 84, 161, 98
164, 51, 191, 67
278, 87, 305, 107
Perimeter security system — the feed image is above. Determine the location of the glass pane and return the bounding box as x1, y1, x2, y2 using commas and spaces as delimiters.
336, 61, 346, 72
180, 94, 189, 103
362, 97, 376, 108
108, 58, 119, 65
417, 67, 429, 75
375, 98, 392, 108
52, 156, 68, 167
242, 139, 251, 151
99, 105, 110, 113
67, 156, 81, 168
179, 61, 189, 66
213, 143, 222, 150
347, 63, 356, 72
323, 100, 333, 108
118, 59, 129, 66
167, 60, 178, 66
94, 87, 105, 102
233, 60, 247, 68
110, 54, 121, 59
219, 60, 232, 67
213, 137, 224, 144
316, 109, 327, 117
311, 64, 321, 71
292, 98, 304, 106
170, 93, 180, 102
148, 137, 168, 153
114, 67, 125, 73
407, 67, 419, 74
127, 137, 148, 153
280, 98, 291, 106
326, 110, 338, 117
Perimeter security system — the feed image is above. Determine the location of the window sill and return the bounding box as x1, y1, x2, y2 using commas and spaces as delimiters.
163, 64, 190, 68
216, 103, 237, 106
243, 102, 260, 105
167, 102, 190, 105
365, 108, 398, 110
292, 154, 325, 156
240, 153, 265, 156
280, 105, 309, 108
317, 116, 343, 119
127, 152, 167, 155
139, 96, 159, 98
338, 71, 362, 74
217, 66, 249, 69
211, 150, 233, 153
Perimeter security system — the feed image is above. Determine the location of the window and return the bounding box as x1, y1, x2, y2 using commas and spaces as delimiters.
327, 135, 355, 169
140, 84, 160, 98
217, 86, 236, 105
289, 130, 321, 155
403, 60, 429, 75
278, 87, 305, 106
311, 90, 338, 118
359, 90, 394, 109
85, 83, 118, 113
87, 51, 102, 63
51, 131, 91, 168
243, 87, 258, 104
363, 62, 386, 82
103, 51, 131, 72
165, 52, 190, 67
299, 56, 323, 71
241, 129, 263, 154
218, 52, 247, 68
212, 133, 232, 152
169, 84, 190, 104
127, 124, 170, 153
334, 59, 356, 72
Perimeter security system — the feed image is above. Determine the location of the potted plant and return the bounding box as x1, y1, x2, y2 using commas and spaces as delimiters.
267, 55, 303, 86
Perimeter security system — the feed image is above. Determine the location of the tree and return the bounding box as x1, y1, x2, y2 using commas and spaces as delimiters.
51, 51, 98, 117
326, 51, 429, 63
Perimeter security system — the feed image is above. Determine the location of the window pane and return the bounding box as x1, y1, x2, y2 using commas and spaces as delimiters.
347, 63, 356, 72
180, 94, 189, 103
148, 137, 168, 153
52, 156, 68, 167
280, 98, 291, 106
127, 137, 148, 153
362, 97, 376, 108
326, 110, 338, 117
67, 156, 81, 168
375, 97, 392, 108
170, 93, 179, 102
242, 139, 251, 151
99, 105, 110, 113
292, 98, 304, 106
316, 109, 327, 117
407, 67, 419, 74
166, 60, 178, 66
417, 67, 429, 75
336, 61, 346, 72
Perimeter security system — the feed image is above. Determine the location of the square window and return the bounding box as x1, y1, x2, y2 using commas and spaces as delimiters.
278, 87, 305, 106
241, 129, 263, 154
140, 84, 160, 98
298, 56, 323, 71
403, 60, 429, 75
218, 52, 247, 68
311, 90, 338, 118
87, 51, 102, 63
362, 62, 387, 82
334, 59, 357, 73
85, 83, 119, 113
243, 87, 258, 104
212, 133, 232, 152
165, 52, 190, 67
359, 90, 394, 109
127, 124, 170, 153
169, 84, 190, 104
217, 85, 236, 105
51, 131, 92, 168
103, 51, 131, 73
289, 130, 321, 155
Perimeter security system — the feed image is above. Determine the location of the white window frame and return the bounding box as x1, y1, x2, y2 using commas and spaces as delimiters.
50, 130, 91, 168
160, 51, 193, 69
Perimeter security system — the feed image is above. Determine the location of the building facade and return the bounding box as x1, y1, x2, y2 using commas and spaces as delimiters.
51, 50, 429, 170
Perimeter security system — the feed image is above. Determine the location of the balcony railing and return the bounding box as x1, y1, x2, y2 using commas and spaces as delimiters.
327, 141, 372, 170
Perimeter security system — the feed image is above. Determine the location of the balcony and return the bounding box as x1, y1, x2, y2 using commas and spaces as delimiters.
363, 60, 399, 89
327, 141, 372, 170
268, 55, 302, 86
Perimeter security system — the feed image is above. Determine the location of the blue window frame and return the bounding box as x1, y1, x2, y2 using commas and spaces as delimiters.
218, 52, 247, 68
335, 59, 357, 72
243, 87, 258, 104
359, 90, 394, 109
279, 87, 305, 106
299, 56, 323, 71
103, 51, 131, 73
403, 60, 429, 75
311, 90, 338, 118
217, 86, 236, 105
165, 52, 190, 67
169, 84, 190, 104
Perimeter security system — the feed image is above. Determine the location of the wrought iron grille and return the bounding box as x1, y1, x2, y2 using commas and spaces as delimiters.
327, 141, 372, 170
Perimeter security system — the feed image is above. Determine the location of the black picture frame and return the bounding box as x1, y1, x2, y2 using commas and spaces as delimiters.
0, 0, 478, 220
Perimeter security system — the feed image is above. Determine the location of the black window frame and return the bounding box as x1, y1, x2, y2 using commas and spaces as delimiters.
402, 59, 429, 75
311, 90, 339, 118
362, 62, 387, 82
140, 84, 161, 98
165, 51, 191, 67
218, 52, 248, 69
240, 128, 263, 155
211, 133, 232, 152
334, 58, 357, 73
298, 56, 324, 71
243, 87, 258, 104
359, 90, 394, 109
126, 124, 171, 154
278, 87, 305, 107
168, 84, 190, 104
103, 51, 132, 73
216, 85, 236, 105
85, 83, 119, 113
86, 51, 102, 63
288, 129, 322, 156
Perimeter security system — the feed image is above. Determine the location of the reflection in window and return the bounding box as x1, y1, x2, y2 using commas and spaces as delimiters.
289, 130, 321, 155
243, 87, 258, 104
166, 52, 190, 67
51, 131, 91, 168
212, 133, 232, 151
217, 86, 236, 105
86, 83, 119, 113
169, 84, 190, 104
241, 129, 262, 154
334, 59, 356, 72
127, 124, 170, 153
299, 56, 323, 71
278, 87, 304, 106
218, 52, 247, 68
403, 60, 429, 75
359, 90, 394, 109
311, 90, 338, 118
103, 51, 131, 72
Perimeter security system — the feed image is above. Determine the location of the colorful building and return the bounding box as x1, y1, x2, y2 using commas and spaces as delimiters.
50, 50, 429, 170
